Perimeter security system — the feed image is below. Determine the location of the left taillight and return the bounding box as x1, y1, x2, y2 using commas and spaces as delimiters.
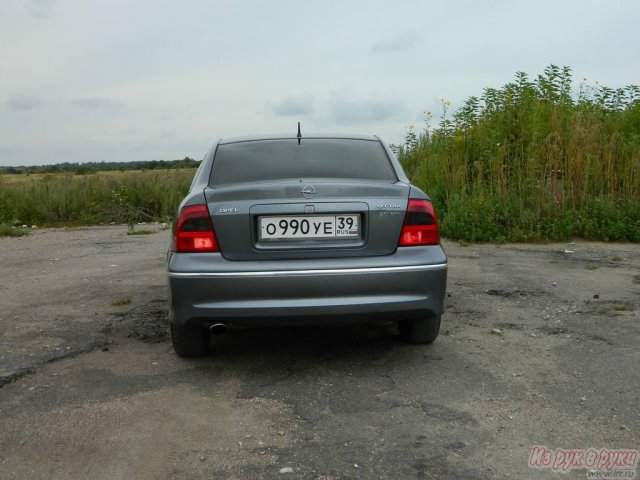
398, 199, 440, 246
172, 204, 219, 253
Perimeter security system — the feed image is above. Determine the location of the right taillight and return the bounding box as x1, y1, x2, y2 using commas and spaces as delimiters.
172, 204, 219, 253
398, 199, 440, 246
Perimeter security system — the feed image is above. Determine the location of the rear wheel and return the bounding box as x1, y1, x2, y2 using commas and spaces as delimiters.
399, 315, 441, 344
170, 323, 210, 357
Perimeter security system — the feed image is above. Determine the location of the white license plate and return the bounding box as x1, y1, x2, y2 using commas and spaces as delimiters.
259, 215, 360, 240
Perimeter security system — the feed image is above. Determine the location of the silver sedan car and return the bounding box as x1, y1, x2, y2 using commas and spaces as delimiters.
168, 133, 447, 356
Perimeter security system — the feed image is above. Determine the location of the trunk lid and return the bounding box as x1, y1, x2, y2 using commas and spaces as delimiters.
204, 179, 410, 260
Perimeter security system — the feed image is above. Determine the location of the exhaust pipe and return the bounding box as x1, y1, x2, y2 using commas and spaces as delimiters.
209, 323, 228, 335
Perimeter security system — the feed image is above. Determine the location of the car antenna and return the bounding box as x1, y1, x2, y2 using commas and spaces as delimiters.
297, 122, 302, 145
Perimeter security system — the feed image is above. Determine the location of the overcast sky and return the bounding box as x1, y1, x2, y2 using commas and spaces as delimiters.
1, 0, 639, 166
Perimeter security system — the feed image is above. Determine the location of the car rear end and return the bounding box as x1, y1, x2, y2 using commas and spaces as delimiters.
168, 135, 447, 356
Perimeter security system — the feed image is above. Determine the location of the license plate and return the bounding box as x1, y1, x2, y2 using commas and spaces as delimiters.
259, 215, 360, 240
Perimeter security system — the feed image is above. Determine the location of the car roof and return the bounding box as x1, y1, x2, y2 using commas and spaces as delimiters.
218, 133, 380, 145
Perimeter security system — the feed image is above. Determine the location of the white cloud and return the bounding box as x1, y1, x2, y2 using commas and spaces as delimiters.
5, 95, 41, 111
69, 98, 124, 111
28, 0, 54, 18
267, 94, 315, 116
329, 93, 406, 125
371, 33, 417, 53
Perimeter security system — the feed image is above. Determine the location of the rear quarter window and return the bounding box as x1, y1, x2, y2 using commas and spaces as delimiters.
210, 138, 397, 186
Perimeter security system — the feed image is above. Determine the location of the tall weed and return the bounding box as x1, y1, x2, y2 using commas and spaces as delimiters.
393, 65, 640, 242
0, 169, 194, 226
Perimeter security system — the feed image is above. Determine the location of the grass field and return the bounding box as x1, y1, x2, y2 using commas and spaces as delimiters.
0, 169, 194, 229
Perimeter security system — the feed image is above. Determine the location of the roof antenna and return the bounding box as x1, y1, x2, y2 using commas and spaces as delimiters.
297, 122, 302, 145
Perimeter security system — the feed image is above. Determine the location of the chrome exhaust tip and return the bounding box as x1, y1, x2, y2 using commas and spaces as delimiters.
209, 323, 228, 335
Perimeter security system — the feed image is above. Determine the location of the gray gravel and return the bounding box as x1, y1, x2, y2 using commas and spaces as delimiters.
0, 226, 638, 479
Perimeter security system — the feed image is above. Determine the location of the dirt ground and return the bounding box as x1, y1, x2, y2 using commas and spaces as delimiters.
0, 226, 638, 480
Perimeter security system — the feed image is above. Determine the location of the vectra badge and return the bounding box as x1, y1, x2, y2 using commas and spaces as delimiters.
301, 185, 316, 199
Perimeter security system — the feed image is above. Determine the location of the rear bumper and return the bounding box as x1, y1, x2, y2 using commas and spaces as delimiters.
168, 247, 447, 327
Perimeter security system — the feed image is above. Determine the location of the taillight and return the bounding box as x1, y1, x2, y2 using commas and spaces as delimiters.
172, 204, 219, 253
398, 199, 440, 246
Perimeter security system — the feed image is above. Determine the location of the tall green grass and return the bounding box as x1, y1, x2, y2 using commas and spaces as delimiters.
0, 169, 194, 227
393, 65, 640, 242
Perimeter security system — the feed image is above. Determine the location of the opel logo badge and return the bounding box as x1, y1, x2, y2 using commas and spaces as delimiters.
301, 185, 316, 199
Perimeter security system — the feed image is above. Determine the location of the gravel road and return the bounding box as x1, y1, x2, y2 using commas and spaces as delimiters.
0, 226, 638, 479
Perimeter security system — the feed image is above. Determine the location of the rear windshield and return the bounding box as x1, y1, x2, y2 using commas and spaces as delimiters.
210, 138, 397, 186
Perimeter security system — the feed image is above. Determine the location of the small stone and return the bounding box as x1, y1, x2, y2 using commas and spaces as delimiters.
620, 425, 627, 430
529, 333, 537, 337
491, 328, 503, 335
593, 294, 600, 299
279, 467, 293, 474
278, 431, 285, 436
101, 346, 109, 352
354, 464, 359, 468
580, 397, 587, 402
199, 456, 206, 462
445, 440, 466, 450
552, 282, 557, 286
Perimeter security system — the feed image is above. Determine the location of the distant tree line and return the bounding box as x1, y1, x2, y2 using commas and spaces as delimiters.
0, 157, 200, 175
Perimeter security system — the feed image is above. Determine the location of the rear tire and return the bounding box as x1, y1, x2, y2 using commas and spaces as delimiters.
399, 315, 441, 344
170, 323, 210, 357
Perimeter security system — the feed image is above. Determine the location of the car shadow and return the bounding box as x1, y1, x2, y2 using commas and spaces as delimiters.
210, 321, 404, 359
